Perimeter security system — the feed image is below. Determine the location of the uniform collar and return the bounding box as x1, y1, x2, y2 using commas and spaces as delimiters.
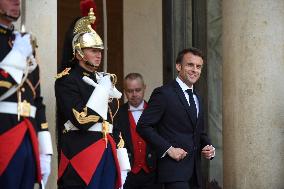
75, 64, 94, 76
0, 24, 14, 35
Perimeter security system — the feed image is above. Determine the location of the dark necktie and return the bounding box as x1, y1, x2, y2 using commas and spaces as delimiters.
186, 89, 197, 123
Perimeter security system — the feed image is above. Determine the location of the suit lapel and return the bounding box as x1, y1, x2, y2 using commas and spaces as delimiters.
173, 81, 196, 126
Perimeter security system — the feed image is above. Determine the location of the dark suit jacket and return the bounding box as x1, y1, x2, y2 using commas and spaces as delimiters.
137, 80, 212, 185
113, 102, 157, 171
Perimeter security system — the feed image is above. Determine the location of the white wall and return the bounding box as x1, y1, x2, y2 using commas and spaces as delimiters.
123, 0, 163, 100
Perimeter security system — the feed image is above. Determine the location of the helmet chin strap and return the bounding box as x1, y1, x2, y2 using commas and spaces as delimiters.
0, 9, 20, 22
85, 60, 95, 67
82, 56, 96, 68
78, 51, 99, 69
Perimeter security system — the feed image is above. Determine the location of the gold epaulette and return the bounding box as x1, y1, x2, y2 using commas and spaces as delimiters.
72, 107, 100, 124
55, 68, 71, 79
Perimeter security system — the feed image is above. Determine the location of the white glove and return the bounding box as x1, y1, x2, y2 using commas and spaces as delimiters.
13, 32, 33, 58
109, 86, 122, 99
0, 32, 33, 84
28, 55, 38, 73
97, 75, 112, 92
82, 76, 98, 87
85, 75, 121, 119
86, 75, 111, 120
83, 76, 122, 99
40, 154, 51, 186
121, 170, 129, 189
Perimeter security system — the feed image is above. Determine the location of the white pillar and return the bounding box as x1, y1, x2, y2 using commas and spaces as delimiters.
223, 0, 284, 188
23, 1, 57, 188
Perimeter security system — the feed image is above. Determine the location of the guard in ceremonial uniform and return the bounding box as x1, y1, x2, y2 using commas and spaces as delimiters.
0, 0, 53, 189
55, 8, 123, 189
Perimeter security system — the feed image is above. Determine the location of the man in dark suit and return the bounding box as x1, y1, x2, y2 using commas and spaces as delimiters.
137, 48, 215, 189
114, 73, 161, 189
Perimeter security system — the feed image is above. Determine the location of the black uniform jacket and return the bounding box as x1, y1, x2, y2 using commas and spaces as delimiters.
137, 80, 212, 185
113, 102, 157, 171
0, 24, 48, 135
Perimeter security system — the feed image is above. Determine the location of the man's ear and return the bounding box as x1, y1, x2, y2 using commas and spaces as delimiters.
176, 63, 181, 72
75, 52, 83, 60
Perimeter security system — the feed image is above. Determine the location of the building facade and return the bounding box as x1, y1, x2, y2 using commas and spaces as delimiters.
19, 0, 284, 188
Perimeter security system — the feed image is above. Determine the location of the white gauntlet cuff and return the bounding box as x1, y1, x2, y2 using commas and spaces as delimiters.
38, 131, 53, 155
117, 148, 131, 171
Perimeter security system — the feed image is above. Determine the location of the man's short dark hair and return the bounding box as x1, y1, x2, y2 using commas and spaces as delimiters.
125, 72, 143, 80
124, 73, 144, 84
175, 47, 204, 64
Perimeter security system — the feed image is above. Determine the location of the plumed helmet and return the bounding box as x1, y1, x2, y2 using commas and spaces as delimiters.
72, 8, 103, 59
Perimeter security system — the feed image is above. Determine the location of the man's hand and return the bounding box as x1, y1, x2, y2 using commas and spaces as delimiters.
167, 147, 188, 161
201, 145, 215, 159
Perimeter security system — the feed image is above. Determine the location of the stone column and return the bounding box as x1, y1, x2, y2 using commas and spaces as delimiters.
23, 1, 57, 188
223, 1, 284, 189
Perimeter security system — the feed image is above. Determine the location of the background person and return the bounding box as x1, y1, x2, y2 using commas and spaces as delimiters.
114, 73, 161, 189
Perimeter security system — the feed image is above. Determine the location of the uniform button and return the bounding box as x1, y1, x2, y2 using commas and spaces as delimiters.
138, 164, 142, 167
148, 154, 152, 158
139, 149, 142, 152
138, 141, 142, 144
21, 87, 25, 92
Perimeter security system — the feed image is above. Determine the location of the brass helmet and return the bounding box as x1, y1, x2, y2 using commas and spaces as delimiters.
72, 8, 104, 59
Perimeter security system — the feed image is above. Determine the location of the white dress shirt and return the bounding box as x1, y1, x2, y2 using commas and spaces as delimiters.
128, 101, 144, 124
176, 77, 199, 117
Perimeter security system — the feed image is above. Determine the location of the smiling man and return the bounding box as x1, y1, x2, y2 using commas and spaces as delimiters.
137, 48, 215, 189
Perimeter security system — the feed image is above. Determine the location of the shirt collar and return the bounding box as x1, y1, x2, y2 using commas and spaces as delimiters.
129, 101, 144, 112
176, 77, 193, 93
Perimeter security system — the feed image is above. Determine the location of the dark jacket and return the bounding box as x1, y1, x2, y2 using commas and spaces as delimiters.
137, 80, 212, 185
